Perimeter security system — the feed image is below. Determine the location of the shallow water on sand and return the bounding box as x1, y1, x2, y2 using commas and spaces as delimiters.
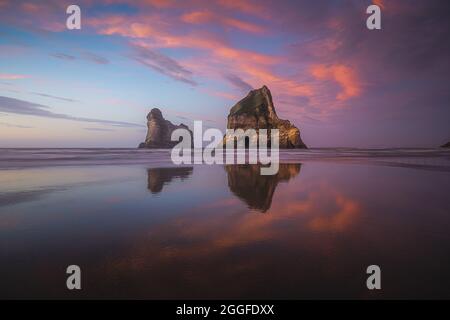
0, 148, 449, 299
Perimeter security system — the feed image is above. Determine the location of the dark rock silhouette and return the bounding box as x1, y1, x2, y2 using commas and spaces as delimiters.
225, 163, 301, 212
223, 86, 307, 149
139, 108, 192, 148
441, 141, 450, 148
147, 167, 193, 193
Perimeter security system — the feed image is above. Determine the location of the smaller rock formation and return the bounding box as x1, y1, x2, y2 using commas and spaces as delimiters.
223, 85, 307, 149
139, 108, 192, 148
441, 141, 450, 148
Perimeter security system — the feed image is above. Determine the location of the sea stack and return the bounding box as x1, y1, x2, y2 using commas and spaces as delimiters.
224, 85, 307, 148
138, 108, 193, 148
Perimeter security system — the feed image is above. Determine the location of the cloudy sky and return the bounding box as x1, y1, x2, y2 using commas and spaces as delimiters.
0, 0, 449, 147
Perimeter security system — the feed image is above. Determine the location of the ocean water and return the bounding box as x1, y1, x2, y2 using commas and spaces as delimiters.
0, 148, 449, 299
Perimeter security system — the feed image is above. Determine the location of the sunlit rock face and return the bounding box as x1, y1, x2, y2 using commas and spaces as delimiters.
223, 86, 307, 149
147, 167, 193, 193
225, 163, 301, 212
139, 108, 193, 148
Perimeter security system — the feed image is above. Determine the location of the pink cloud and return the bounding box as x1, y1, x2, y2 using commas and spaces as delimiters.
86, 13, 316, 104
311, 64, 361, 101
216, 0, 269, 19
90, 13, 315, 106
0, 73, 29, 80
181, 10, 266, 34
2, 0, 368, 122
21, 2, 40, 13
372, 0, 385, 10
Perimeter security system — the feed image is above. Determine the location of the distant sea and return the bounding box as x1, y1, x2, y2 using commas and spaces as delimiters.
1, 148, 449, 299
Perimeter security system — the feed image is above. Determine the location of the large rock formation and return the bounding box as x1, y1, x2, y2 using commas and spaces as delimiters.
441, 141, 450, 148
224, 85, 307, 149
226, 163, 301, 212
139, 108, 192, 148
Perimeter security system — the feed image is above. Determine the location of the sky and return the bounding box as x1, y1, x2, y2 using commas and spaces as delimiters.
0, 0, 449, 148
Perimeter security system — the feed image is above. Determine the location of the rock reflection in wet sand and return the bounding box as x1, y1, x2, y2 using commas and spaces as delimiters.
225, 164, 301, 212
147, 167, 193, 193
